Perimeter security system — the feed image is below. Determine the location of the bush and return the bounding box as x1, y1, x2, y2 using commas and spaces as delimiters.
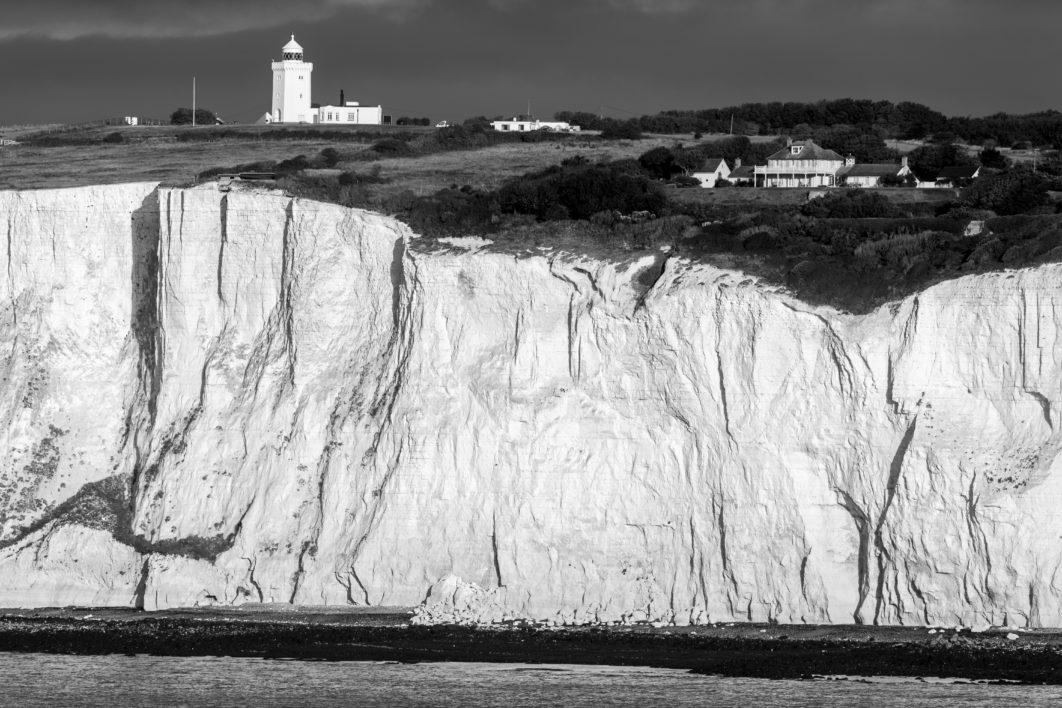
372, 138, 415, 156
498, 162, 666, 220
801, 190, 904, 219
671, 175, 702, 188
102, 132, 124, 144
337, 165, 387, 185
319, 147, 341, 167
638, 146, 681, 180
169, 107, 218, 125
275, 155, 311, 175
599, 119, 644, 140
961, 168, 1050, 215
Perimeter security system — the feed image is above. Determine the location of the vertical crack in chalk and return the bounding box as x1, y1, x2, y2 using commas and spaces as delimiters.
217, 193, 228, 305
872, 417, 918, 624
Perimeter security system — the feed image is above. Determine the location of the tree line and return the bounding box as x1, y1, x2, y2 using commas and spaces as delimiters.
556, 99, 1062, 149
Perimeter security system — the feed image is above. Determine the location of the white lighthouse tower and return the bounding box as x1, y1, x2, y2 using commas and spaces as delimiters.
270, 35, 314, 124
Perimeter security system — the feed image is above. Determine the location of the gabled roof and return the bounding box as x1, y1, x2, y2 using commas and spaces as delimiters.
840, 163, 905, 178
937, 165, 980, 179
701, 158, 727, 172
728, 165, 755, 179
767, 140, 844, 162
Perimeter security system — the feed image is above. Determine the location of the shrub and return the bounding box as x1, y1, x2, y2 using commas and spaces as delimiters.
498, 162, 666, 221
671, 175, 702, 188
961, 168, 1050, 215
801, 190, 904, 219
338, 165, 387, 185
372, 138, 415, 156
169, 107, 218, 125
319, 147, 341, 167
638, 146, 681, 180
275, 155, 311, 175
599, 119, 643, 140
102, 132, 124, 144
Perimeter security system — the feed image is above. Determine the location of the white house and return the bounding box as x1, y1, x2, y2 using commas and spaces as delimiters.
692, 158, 731, 188
754, 139, 845, 188
491, 117, 580, 133
838, 156, 913, 188
317, 102, 384, 125
265, 35, 382, 125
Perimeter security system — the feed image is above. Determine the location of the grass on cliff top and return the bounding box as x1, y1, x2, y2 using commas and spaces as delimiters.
0, 123, 691, 191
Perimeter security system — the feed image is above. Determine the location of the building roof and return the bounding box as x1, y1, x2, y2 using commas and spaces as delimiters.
700, 158, 727, 173
767, 140, 844, 162
283, 35, 304, 53
937, 165, 980, 179
728, 165, 755, 179
840, 163, 905, 178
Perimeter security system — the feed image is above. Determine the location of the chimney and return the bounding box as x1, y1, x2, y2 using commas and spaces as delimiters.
901, 156, 909, 168
735, 158, 742, 168
340, 89, 345, 106
786, 137, 793, 147
845, 154, 856, 167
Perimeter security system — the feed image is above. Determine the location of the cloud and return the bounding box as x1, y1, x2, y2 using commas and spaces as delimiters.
0, 0, 428, 41
2, 0, 1053, 41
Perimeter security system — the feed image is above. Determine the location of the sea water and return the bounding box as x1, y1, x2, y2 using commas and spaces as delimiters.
1, 653, 1061, 707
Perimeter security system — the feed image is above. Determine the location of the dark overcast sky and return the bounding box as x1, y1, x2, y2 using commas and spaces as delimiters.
0, 0, 1059, 125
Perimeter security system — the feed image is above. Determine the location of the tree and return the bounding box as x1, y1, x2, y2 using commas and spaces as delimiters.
599, 119, 643, 140
170, 107, 218, 125
638, 146, 681, 180
980, 148, 1008, 170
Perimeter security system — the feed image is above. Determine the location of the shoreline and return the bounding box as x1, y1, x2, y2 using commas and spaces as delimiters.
2, 609, 1061, 683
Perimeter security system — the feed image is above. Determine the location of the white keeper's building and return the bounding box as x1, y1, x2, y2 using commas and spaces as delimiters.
263, 35, 383, 125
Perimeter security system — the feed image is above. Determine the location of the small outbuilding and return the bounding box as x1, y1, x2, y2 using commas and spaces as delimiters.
726, 159, 755, 185
692, 158, 731, 188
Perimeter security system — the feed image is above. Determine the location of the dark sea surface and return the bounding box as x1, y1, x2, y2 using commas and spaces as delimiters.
2, 653, 1062, 707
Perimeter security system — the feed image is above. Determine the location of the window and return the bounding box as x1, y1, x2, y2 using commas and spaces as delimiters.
791, 145, 803, 155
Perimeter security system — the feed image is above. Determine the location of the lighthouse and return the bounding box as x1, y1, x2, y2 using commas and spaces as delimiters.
270, 35, 313, 124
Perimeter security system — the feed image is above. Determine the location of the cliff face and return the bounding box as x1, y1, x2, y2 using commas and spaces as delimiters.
3, 183, 1062, 627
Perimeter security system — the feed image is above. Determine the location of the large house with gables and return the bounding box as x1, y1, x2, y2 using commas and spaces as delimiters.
753, 139, 845, 188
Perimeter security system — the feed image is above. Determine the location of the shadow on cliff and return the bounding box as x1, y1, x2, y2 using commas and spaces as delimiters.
0, 190, 239, 568
0, 473, 238, 564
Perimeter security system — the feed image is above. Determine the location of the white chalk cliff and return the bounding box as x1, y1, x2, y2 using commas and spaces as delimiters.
3, 182, 1062, 628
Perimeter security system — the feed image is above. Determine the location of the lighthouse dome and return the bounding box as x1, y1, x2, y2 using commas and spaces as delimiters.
282, 35, 304, 60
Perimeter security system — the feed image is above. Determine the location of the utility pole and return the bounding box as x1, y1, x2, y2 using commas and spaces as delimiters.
192, 77, 197, 127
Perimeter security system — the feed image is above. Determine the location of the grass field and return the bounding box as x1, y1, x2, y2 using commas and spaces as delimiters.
0, 123, 711, 192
